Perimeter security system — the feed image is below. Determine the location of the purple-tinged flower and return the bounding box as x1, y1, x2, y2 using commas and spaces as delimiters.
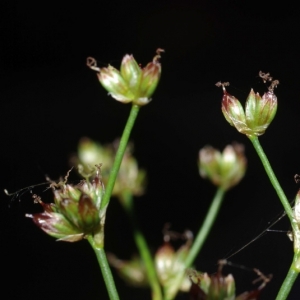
218, 74, 278, 136
26, 167, 106, 245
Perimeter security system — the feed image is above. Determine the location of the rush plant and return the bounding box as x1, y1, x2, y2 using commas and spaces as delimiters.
5, 51, 298, 300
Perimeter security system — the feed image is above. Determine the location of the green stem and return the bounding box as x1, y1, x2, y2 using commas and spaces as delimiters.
165, 187, 226, 300
248, 136, 300, 299
276, 253, 300, 300
248, 136, 294, 223
185, 187, 225, 267
122, 192, 163, 300
88, 236, 120, 300
101, 104, 140, 210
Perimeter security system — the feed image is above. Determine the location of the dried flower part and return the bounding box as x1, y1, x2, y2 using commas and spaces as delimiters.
107, 254, 148, 287
218, 72, 278, 136
71, 137, 146, 203
188, 261, 271, 300
87, 49, 164, 106
199, 143, 247, 191
26, 168, 106, 243
189, 269, 236, 300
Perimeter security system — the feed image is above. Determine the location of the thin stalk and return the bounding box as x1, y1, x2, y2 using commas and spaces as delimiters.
122, 192, 163, 300
248, 136, 300, 299
248, 136, 294, 223
101, 104, 140, 210
166, 187, 226, 300
185, 187, 225, 267
88, 236, 120, 300
276, 253, 300, 300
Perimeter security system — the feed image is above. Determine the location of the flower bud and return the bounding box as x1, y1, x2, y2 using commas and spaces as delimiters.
199, 143, 247, 191
87, 49, 164, 106
26, 168, 106, 243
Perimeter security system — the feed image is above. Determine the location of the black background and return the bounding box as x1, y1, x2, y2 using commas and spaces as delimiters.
2, 1, 300, 299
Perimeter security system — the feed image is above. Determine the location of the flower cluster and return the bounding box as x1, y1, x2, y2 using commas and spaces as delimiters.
217, 73, 279, 137
87, 48, 164, 106
199, 143, 247, 191
26, 167, 106, 245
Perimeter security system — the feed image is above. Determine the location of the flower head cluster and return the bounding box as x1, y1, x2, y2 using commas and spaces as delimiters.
87, 49, 164, 106
199, 143, 247, 191
26, 167, 106, 244
217, 72, 279, 137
